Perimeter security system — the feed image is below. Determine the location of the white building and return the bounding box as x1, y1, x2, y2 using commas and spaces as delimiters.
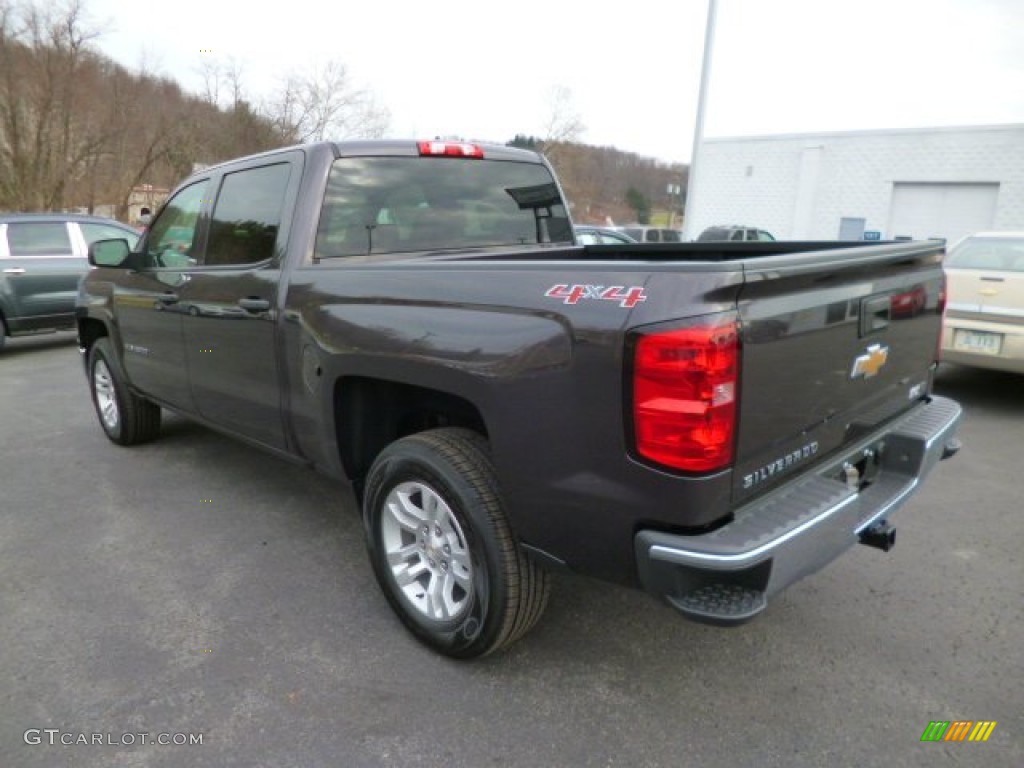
688, 123, 1024, 244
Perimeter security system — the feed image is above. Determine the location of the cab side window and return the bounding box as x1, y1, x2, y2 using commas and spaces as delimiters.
6, 222, 73, 256
205, 164, 291, 267
146, 181, 209, 268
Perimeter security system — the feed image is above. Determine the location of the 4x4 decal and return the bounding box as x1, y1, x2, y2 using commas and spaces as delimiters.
545, 283, 648, 309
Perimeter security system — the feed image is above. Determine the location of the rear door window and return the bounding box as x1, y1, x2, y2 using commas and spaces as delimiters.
206, 163, 292, 266
5, 222, 73, 257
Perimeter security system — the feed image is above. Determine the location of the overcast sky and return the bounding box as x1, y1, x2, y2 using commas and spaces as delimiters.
85, 0, 1024, 164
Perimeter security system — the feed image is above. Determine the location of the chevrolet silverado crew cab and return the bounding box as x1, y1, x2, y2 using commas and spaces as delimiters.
77, 140, 962, 659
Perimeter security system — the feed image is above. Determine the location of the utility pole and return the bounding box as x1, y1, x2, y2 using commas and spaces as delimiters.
682, 0, 718, 241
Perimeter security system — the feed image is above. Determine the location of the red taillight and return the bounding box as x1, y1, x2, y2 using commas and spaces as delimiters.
631, 315, 739, 473
417, 140, 485, 158
936, 274, 948, 363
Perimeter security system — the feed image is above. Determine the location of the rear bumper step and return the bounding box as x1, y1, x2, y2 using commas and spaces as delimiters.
635, 395, 962, 626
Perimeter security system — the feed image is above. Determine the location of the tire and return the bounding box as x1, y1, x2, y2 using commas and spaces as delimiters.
87, 337, 161, 445
363, 428, 550, 659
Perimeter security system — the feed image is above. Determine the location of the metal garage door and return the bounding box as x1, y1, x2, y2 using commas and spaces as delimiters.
887, 182, 998, 244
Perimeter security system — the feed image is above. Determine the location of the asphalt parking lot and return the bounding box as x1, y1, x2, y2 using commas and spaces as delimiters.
1, 333, 1021, 768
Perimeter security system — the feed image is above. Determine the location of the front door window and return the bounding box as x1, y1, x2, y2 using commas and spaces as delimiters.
145, 181, 209, 268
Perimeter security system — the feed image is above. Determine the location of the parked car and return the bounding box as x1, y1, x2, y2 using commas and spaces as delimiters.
573, 225, 637, 245
941, 231, 1024, 374
0, 213, 139, 350
612, 226, 682, 243
697, 225, 776, 242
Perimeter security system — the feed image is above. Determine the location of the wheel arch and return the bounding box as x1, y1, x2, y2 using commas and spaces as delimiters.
333, 375, 489, 498
77, 316, 110, 353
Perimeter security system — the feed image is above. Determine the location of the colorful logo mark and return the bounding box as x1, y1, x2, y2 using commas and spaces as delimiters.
920, 721, 997, 742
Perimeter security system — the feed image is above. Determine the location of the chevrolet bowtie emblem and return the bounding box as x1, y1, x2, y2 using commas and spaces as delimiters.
851, 343, 889, 379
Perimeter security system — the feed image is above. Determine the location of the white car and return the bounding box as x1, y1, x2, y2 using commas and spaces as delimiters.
941, 231, 1024, 374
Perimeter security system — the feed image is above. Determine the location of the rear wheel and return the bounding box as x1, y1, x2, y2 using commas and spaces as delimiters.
363, 428, 549, 659
87, 337, 161, 445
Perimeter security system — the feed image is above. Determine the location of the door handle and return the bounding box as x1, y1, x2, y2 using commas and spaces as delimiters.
2, 267, 26, 275
237, 297, 271, 312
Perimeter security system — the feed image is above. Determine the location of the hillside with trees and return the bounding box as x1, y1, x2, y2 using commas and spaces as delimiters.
1, 0, 686, 227
0, 0, 387, 218
511, 136, 687, 227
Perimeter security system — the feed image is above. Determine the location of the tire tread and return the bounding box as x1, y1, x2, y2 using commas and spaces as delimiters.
89, 337, 161, 446
368, 427, 549, 657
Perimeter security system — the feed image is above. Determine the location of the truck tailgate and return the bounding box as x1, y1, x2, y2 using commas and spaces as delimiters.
732, 241, 946, 503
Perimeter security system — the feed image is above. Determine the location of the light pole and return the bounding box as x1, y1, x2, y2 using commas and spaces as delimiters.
682, 0, 718, 241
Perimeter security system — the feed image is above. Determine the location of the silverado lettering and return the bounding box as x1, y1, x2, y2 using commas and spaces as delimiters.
742, 442, 820, 490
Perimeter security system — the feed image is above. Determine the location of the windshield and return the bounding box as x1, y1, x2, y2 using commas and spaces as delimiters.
315, 156, 572, 258
946, 236, 1024, 271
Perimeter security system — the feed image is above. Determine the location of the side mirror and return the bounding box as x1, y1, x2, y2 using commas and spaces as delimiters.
88, 238, 132, 267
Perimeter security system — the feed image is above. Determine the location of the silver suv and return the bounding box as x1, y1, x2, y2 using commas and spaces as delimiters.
0, 214, 139, 350
613, 226, 682, 243
697, 225, 776, 242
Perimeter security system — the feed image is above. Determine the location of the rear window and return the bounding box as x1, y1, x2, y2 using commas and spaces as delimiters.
315, 157, 571, 258
697, 227, 730, 242
5, 222, 73, 256
946, 237, 1024, 271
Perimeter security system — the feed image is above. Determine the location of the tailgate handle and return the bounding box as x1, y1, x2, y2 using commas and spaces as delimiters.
860, 295, 890, 336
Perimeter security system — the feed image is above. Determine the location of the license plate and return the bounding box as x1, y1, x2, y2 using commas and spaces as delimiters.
953, 329, 1002, 355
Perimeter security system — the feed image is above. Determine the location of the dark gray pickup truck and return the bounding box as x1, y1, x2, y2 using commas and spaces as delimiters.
77, 139, 962, 658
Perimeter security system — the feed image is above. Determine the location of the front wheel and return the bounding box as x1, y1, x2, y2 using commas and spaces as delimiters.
363, 428, 549, 659
87, 337, 161, 445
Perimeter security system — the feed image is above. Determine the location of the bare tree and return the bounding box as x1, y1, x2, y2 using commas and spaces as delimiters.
197, 55, 247, 110
197, 56, 222, 107
0, 0, 106, 209
539, 85, 586, 172
0, 1, 390, 215
266, 59, 390, 143
542, 85, 586, 145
